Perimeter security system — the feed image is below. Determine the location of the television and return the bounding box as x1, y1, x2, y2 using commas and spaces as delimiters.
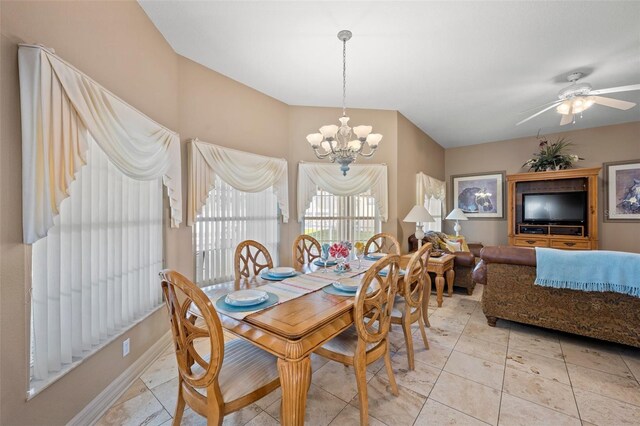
522, 191, 587, 224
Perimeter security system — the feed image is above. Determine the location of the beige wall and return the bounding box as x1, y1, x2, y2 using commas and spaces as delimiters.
396, 113, 445, 251
445, 122, 640, 252
1, 1, 177, 424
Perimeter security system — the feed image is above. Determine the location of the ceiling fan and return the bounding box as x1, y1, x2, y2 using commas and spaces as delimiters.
517, 72, 640, 126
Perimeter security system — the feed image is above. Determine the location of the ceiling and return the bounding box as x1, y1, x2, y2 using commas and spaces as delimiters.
139, 1, 640, 148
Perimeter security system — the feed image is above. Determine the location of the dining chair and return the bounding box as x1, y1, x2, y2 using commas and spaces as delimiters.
364, 233, 401, 256
391, 243, 432, 370
159, 270, 280, 425
314, 255, 401, 426
234, 240, 273, 280
292, 234, 321, 270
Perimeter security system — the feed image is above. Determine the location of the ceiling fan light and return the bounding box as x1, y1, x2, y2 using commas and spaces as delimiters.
556, 101, 571, 115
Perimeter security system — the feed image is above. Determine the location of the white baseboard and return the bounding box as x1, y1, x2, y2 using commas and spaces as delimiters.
68, 331, 173, 426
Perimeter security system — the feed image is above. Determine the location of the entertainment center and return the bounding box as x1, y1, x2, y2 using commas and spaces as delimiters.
507, 167, 601, 250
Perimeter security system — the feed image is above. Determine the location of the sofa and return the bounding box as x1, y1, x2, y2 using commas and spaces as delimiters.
408, 232, 483, 295
473, 246, 640, 348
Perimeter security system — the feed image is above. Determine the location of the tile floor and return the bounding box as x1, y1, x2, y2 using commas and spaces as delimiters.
97, 285, 640, 425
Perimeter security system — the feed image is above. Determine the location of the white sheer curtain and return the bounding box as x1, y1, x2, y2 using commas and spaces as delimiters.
194, 176, 279, 285
297, 162, 388, 222
30, 137, 163, 392
187, 139, 288, 226
18, 44, 182, 244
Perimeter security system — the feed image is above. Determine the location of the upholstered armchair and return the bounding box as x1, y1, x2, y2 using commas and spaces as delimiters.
408, 232, 483, 295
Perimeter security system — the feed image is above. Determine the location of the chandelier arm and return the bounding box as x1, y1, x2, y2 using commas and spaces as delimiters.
358, 148, 379, 158
312, 148, 333, 160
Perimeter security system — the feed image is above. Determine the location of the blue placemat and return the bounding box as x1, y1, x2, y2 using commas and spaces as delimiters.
260, 271, 302, 281
215, 292, 279, 312
365, 255, 386, 261
378, 269, 406, 277
314, 259, 337, 267
323, 285, 358, 297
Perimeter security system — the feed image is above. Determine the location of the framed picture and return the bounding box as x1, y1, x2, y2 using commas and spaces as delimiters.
604, 159, 640, 222
450, 171, 505, 219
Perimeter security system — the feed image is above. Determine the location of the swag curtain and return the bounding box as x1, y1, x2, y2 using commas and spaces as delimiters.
18, 44, 182, 244
187, 139, 289, 225
416, 172, 446, 205
297, 162, 388, 222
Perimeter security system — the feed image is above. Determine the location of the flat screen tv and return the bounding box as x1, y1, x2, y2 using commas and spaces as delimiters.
522, 191, 587, 224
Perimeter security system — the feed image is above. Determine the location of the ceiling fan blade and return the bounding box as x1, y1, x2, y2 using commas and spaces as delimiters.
516, 101, 563, 126
592, 96, 637, 110
519, 99, 563, 114
560, 113, 574, 126
589, 84, 640, 95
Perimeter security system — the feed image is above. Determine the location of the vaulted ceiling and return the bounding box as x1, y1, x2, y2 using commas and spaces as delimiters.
140, 1, 640, 148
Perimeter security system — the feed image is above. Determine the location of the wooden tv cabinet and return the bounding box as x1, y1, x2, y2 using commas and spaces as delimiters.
507, 167, 600, 250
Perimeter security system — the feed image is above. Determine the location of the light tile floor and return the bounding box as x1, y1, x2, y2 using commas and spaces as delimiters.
97, 285, 640, 425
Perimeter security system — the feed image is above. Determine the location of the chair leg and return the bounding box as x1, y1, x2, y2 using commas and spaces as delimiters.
418, 313, 429, 350
401, 316, 415, 370
384, 342, 399, 397
353, 356, 369, 426
173, 380, 186, 426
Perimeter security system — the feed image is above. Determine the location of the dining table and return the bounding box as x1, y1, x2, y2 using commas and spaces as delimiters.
200, 259, 379, 426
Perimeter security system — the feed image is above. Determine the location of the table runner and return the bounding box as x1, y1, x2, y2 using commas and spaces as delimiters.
213, 260, 377, 320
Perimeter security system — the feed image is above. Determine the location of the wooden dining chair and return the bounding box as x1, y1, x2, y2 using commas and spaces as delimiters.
364, 233, 401, 256
391, 243, 432, 370
159, 270, 280, 426
292, 234, 321, 270
314, 255, 401, 426
234, 240, 273, 280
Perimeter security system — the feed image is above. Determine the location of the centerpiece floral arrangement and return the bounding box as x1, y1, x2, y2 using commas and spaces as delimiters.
329, 241, 352, 272
522, 137, 583, 172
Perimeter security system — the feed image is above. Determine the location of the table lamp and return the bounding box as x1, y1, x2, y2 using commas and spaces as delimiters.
403, 205, 435, 248
445, 208, 468, 237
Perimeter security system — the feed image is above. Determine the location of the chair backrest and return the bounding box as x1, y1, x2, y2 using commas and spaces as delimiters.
234, 240, 274, 279
159, 270, 224, 391
354, 255, 400, 345
292, 235, 321, 269
402, 243, 432, 309
365, 233, 401, 256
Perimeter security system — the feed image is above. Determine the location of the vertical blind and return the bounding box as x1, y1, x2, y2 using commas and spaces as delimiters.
194, 176, 279, 286
30, 137, 163, 390
302, 187, 381, 245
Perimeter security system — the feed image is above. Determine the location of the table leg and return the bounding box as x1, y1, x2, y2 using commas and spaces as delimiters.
446, 269, 455, 297
435, 274, 445, 307
278, 357, 311, 426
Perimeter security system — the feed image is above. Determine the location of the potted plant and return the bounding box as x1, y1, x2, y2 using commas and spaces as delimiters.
523, 137, 583, 172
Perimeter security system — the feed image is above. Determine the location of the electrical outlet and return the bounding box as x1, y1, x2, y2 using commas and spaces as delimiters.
122, 338, 130, 357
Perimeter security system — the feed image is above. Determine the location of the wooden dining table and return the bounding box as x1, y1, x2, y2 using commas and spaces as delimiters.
200, 264, 368, 426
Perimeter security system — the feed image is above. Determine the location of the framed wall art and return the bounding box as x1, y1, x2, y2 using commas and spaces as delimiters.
604, 159, 640, 222
450, 171, 505, 219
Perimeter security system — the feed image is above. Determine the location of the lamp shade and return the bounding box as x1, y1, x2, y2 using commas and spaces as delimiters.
445, 208, 469, 221
403, 205, 435, 223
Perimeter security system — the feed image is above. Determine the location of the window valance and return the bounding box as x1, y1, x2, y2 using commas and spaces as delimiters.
297, 162, 388, 222
416, 172, 446, 204
187, 139, 289, 225
18, 44, 182, 244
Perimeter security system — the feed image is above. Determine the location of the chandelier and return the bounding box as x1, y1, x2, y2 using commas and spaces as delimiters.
306, 30, 382, 176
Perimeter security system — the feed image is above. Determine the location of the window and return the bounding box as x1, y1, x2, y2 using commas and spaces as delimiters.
30, 137, 163, 394
425, 195, 443, 232
302, 188, 381, 245
194, 176, 279, 285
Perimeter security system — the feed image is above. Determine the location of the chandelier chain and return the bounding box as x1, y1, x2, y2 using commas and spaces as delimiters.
342, 37, 347, 117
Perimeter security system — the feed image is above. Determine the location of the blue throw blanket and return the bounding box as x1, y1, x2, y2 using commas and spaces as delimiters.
535, 247, 640, 297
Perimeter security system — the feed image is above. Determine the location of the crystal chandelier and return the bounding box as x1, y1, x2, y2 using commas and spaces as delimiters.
306, 30, 382, 176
